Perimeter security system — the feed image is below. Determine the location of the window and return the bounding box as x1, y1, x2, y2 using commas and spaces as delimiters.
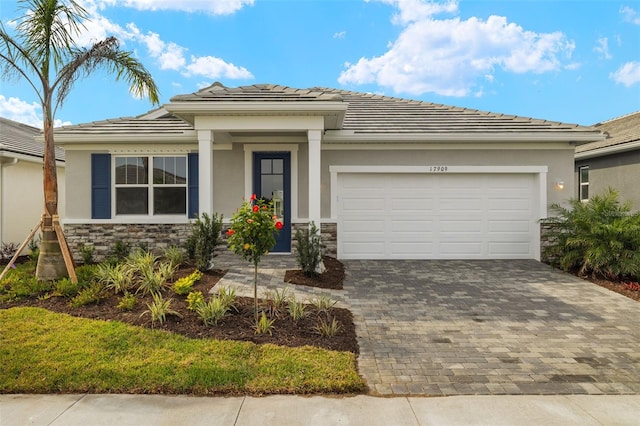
579, 166, 589, 201
115, 156, 187, 215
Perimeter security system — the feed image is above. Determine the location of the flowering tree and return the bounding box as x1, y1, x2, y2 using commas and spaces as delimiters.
227, 194, 283, 320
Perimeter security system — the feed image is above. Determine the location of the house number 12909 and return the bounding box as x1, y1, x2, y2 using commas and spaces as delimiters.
429, 166, 448, 172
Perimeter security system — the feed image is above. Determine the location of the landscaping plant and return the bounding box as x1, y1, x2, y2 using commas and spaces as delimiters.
227, 195, 283, 320
186, 213, 223, 271
544, 188, 640, 281
295, 221, 324, 276
172, 270, 202, 295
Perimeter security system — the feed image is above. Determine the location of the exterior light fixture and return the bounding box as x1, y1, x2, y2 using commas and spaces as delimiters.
555, 181, 565, 190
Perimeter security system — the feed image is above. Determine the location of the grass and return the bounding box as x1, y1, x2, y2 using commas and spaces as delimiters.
0, 307, 364, 395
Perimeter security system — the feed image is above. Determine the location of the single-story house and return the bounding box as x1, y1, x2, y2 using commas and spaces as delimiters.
55, 83, 603, 261
574, 111, 640, 209
0, 117, 65, 253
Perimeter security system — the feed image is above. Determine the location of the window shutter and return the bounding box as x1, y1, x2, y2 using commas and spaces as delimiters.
188, 153, 199, 218
91, 154, 111, 219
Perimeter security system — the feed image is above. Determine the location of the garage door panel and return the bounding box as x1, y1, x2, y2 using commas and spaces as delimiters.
337, 172, 537, 260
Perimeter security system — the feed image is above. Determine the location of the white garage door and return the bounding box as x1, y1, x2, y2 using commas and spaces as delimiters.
337, 173, 539, 259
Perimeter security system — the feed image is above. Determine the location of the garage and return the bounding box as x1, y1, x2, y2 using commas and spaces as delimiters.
335, 168, 543, 260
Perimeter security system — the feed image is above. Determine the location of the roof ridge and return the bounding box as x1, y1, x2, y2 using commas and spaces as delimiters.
594, 110, 640, 126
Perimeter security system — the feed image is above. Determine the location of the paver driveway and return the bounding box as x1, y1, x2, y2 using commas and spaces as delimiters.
343, 259, 640, 396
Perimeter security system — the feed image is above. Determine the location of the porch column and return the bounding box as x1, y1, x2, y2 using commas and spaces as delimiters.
308, 129, 322, 226
198, 130, 214, 215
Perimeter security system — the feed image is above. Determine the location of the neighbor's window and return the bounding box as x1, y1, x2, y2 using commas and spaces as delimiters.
115, 156, 187, 215
579, 166, 589, 201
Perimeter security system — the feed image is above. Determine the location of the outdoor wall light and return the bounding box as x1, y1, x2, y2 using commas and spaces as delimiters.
555, 181, 565, 190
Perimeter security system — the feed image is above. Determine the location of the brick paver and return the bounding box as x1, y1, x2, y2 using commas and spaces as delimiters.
214, 252, 640, 396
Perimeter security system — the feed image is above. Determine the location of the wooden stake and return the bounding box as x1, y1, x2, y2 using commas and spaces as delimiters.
53, 215, 77, 284
0, 221, 41, 282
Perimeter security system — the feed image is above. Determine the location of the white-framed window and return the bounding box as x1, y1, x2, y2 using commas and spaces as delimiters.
114, 155, 187, 215
579, 165, 589, 201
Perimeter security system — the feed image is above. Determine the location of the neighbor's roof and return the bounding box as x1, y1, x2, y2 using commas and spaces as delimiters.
54, 83, 604, 143
0, 117, 65, 161
575, 111, 640, 157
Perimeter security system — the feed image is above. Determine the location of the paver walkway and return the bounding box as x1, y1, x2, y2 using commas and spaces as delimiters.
213, 252, 640, 397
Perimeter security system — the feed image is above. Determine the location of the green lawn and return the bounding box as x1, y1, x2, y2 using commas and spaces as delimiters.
0, 307, 364, 395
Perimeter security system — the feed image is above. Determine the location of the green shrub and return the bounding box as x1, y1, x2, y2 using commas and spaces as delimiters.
544, 188, 640, 280
172, 270, 202, 295
186, 291, 204, 311
55, 278, 80, 298
186, 213, 223, 271
310, 295, 337, 315
0, 269, 52, 301
108, 240, 131, 264
141, 293, 182, 326
75, 264, 98, 286
69, 283, 106, 307
117, 292, 137, 311
295, 222, 323, 277
137, 266, 170, 296
288, 295, 308, 322
195, 296, 230, 326
264, 286, 290, 317
254, 311, 275, 335
78, 243, 95, 265
216, 286, 237, 311
163, 246, 184, 270
95, 263, 133, 294
314, 316, 342, 337
28, 236, 40, 263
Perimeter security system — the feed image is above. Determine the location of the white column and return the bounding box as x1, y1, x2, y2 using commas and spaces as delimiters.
308, 129, 322, 226
198, 130, 214, 216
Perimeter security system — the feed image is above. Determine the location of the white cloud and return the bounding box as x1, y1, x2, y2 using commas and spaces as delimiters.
0, 96, 71, 128
333, 31, 346, 39
94, 0, 254, 15
339, 0, 575, 97
620, 6, 640, 25
0, 96, 42, 127
185, 56, 253, 80
74, 2, 253, 81
594, 37, 612, 60
610, 61, 640, 87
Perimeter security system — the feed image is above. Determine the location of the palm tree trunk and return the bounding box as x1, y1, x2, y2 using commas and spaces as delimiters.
35, 107, 67, 281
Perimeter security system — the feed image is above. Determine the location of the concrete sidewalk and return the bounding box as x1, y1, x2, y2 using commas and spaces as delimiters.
2, 394, 639, 425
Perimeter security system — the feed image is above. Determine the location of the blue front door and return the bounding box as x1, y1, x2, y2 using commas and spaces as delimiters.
253, 152, 291, 253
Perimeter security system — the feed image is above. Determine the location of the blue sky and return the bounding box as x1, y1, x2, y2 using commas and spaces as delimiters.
1, 0, 639, 128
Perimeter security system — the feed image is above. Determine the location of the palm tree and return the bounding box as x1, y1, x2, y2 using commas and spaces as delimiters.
0, 0, 159, 281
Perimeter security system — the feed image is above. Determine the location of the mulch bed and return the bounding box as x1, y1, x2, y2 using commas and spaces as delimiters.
284, 256, 345, 290
2, 260, 358, 354
586, 277, 640, 302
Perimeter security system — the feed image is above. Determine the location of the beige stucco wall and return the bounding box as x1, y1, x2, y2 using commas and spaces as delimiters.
320, 146, 576, 218
63, 142, 575, 223
1, 159, 65, 250
575, 150, 640, 211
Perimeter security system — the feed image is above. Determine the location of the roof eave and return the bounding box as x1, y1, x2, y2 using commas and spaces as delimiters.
324, 131, 606, 144
53, 132, 197, 145
575, 140, 640, 160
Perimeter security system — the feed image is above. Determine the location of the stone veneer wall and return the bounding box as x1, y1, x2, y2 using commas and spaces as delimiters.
64, 223, 192, 262
291, 222, 337, 258
65, 221, 338, 262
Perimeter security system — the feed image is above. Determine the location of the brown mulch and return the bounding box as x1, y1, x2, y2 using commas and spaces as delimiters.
1, 261, 358, 354
284, 256, 345, 290
586, 277, 640, 302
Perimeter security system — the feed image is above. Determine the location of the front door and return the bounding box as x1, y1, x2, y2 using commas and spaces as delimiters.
253, 152, 291, 253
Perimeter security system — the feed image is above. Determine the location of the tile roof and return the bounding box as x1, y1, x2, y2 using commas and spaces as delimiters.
575, 111, 640, 154
55, 83, 603, 141
0, 117, 65, 161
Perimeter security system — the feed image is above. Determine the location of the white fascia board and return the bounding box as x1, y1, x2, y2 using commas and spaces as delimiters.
322, 142, 574, 150
53, 132, 197, 146
329, 165, 548, 174
0, 151, 65, 166
323, 131, 605, 143
575, 140, 640, 160
195, 115, 325, 131
63, 143, 198, 153
165, 101, 347, 115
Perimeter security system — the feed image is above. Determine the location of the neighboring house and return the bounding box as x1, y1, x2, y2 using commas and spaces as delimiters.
0, 117, 65, 252
574, 111, 640, 209
54, 83, 603, 261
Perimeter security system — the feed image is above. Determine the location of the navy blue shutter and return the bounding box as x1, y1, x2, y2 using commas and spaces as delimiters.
188, 153, 199, 218
91, 154, 111, 219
